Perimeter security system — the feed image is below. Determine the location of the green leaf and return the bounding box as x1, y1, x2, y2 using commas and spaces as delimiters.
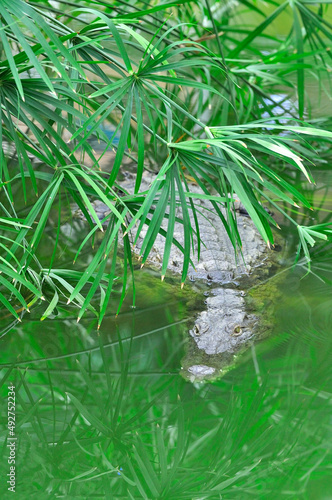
65, 392, 111, 436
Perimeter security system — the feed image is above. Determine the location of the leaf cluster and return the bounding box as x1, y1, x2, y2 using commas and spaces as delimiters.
0, 0, 331, 324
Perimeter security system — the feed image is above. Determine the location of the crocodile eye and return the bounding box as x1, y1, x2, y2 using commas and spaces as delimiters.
233, 325, 242, 335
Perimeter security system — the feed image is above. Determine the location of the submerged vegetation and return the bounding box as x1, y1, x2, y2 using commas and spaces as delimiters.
0, 0, 332, 326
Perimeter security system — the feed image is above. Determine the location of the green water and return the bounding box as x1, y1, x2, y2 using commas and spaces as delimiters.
0, 171, 332, 499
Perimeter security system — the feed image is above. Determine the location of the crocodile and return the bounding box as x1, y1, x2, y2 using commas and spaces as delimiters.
74, 169, 284, 382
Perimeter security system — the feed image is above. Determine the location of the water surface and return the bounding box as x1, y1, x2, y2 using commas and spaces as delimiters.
1, 168, 332, 499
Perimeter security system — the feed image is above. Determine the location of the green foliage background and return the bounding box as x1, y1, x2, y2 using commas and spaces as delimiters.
0, 0, 331, 324
0, 2, 331, 497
